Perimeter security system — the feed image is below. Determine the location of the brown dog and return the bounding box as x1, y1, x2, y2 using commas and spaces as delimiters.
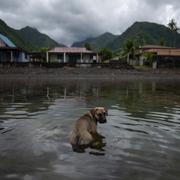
69, 107, 108, 152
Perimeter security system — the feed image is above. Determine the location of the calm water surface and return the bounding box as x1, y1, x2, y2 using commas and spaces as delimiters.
0, 79, 180, 180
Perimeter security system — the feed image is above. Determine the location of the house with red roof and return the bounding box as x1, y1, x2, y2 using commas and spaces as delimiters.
137, 45, 180, 69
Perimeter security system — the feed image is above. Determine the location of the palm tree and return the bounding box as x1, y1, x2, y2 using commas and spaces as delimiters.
123, 39, 137, 63
168, 19, 179, 47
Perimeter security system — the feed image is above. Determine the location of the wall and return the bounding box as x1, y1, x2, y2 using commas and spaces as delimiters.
0, 51, 10, 62
82, 54, 92, 63
19, 52, 29, 62
49, 53, 70, 63
49, 54, 60, 63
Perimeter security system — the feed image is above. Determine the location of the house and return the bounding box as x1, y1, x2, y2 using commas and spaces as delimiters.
138, 45, 180, 69
46, 47, 99, 66
0, 33, 28, 63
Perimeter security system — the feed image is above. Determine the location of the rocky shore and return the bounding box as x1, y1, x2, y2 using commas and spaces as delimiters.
0, 67, 180, 81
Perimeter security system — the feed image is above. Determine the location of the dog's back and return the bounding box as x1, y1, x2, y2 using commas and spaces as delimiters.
69, 112, 95, 147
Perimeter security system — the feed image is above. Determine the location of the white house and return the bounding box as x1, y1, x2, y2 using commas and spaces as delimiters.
46, 47, 99, 65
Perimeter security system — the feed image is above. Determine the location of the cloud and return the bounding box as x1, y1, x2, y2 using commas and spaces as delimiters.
0, 0, 180, 46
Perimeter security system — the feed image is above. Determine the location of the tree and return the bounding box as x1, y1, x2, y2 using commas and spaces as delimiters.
123, 39, 137, 62
40, 47, 49, 62
168, 19, 179, 47
84, 43, 92, 50
99, 48, 112, 62
143, 52, 155, 60
168, 19, 178, 32
158, 37, 166, 46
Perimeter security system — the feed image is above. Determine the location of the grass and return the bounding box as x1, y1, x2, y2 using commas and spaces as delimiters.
133, 65, 152, 71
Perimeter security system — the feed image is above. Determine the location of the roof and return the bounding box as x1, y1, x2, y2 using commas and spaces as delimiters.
139, 46, 180, 56
0, 47, 22, 51
49, 47, 94, 53
144, 48, 180, 56
0, 33, 16, 48
139, 45, 171, 49
0, 39, 6, 47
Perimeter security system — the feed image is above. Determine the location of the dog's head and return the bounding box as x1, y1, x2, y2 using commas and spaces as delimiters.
90, 107, 108, 124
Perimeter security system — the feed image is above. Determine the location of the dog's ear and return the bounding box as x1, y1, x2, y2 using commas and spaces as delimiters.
104, 107, 108, 116
90, 108, 97, 117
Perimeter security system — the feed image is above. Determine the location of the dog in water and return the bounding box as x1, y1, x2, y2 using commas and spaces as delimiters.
69, 107, 108, 152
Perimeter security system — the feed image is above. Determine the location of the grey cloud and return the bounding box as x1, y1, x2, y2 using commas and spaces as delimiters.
0, 0, 180, 46
0, 0, 23, 10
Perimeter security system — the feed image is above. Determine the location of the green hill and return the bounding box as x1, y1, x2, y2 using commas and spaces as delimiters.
107, 21, 180, 51
72, 21, 180, 51
0, 19, 64, 52
72, 32, 118, 50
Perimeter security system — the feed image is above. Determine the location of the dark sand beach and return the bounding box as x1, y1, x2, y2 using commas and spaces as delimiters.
0, 67, 180, 81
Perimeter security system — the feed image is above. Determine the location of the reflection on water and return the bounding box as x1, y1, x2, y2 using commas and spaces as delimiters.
0, 79, 180, 180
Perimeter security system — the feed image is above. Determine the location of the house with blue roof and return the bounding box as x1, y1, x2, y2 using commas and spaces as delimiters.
0, 33, 29, 63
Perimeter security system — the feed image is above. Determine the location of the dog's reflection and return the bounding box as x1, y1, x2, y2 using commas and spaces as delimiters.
89, 133, 106, 155
73, 133, 106, 155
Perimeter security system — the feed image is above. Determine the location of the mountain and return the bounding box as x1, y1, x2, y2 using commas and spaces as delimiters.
0, 19, 65, 51
72, 21, 180, 51
72, 32, 118, 50
18, 26, 66, 50
107, 21, 180, 50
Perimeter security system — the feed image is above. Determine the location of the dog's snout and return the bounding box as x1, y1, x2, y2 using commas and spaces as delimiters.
99, 117, 107, 123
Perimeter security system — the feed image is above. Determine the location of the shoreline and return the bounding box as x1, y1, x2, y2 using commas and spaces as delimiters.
0, 67, 180, 81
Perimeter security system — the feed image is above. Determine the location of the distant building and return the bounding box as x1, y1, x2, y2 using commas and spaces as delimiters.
0, 33, 29, 63
138, 45, 180, 69
46, 47, 99, 66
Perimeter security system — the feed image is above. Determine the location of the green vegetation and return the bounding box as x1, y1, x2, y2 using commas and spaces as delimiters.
133, 65, 152, 71
40, 47, 50, 62
143, 52, 155, 60
0, 19, 64, 52
99, 48, 112, 61
84, 42, 92, 50
158, 37, 166, 46
167, 19, 179, 47
122, 39, 137, 60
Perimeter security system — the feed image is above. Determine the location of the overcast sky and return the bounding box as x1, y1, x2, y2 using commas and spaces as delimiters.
0, 0, 179, 46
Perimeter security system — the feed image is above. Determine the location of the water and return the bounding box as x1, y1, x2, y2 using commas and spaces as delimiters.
0, 79, 180, 180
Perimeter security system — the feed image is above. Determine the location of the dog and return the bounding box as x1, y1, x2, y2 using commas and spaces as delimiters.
69, 107, 108, 152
